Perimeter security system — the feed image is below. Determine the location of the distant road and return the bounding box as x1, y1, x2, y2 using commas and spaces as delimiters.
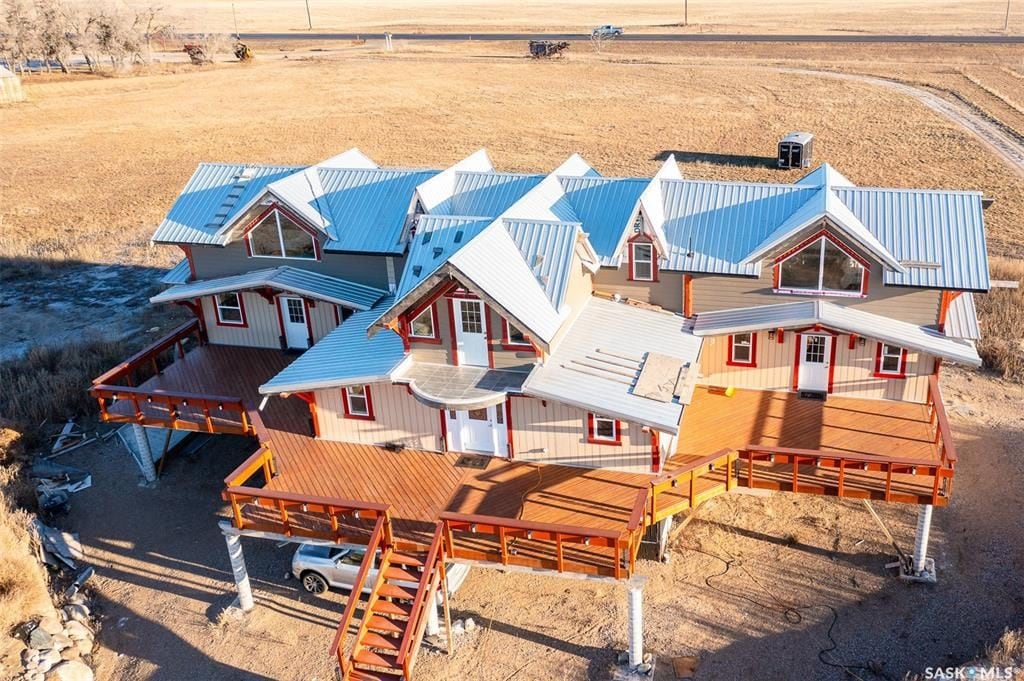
238, 32, 1024, 44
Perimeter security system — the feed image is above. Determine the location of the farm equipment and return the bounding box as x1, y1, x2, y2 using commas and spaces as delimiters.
182, 44, 210, 65
233, 41, 253, 61
529, 40, 570, 59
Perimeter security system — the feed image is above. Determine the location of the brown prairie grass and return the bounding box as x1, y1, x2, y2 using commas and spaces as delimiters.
976, 256, 1024, 381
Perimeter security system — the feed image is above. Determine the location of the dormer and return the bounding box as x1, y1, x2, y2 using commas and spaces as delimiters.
771, 227, 869, 298
626, 209, 658, 282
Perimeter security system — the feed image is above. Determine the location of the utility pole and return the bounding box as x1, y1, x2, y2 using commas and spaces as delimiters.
305, 0, 313, 30
232, 2, 239, 39
1005, 0, 1011, 32
685, 0, 688, 26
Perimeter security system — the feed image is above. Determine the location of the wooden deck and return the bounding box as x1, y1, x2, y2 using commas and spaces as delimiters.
674, 387, 953, 506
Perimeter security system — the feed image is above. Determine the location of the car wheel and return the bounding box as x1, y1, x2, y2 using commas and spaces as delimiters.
301, 571, 329, 594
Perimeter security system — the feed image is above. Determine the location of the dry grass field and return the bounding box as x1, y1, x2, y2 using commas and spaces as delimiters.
128, 0, 1024, 35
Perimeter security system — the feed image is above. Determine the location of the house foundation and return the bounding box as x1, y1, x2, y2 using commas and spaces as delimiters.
627, 576, 645, 668
223, 530, 255, 611
901, 504, 937, 583
131, 424, 157, 483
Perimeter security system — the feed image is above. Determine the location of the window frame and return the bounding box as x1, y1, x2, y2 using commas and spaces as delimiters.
501, 318, 534, 351
214, 291, 247, 327
408, 304, 439, 343
628, 239, 657, 282
244, 206, 321, 261
773, 232, 868, 298
587, 413, 622, 446
341, 384, 375, 420
726, 332, 758, 367
873, 342, 908, 379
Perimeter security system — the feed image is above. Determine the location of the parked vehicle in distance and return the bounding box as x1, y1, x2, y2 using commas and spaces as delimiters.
291, 543, 470, 601
591, 25, 624, 37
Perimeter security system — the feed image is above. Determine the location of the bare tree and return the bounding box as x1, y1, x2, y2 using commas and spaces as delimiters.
35, 0, 74, 73
3, 0, 38, 73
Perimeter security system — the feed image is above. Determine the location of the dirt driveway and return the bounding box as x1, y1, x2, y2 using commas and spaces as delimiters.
50, 367, 1022, 681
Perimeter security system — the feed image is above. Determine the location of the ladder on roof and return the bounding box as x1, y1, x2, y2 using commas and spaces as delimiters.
333, 522, 451, 681
205, 167, 256, 231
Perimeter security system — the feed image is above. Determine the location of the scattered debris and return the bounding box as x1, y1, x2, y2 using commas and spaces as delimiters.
14, 591, 97, 681
29, 462, 92, 512
233, 42, 253, 61
31, 520, 85, 570
183, 44, 211, 66
528, 40, 570, 59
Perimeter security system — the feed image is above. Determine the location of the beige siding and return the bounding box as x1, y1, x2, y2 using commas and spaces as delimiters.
699, 331, 935, 403
309, 302, 339, 343
593, 266, 684, 313
510, 397, 654, 474
690, 266, 941, 326
202, 293, 281, 348
315, 382, 443, 450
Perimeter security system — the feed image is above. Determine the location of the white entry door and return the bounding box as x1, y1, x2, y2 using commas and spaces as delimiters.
453, 299, 489, 367
446, 405, 508, 457
798, 334, 831, 392
279, 297, 308, 349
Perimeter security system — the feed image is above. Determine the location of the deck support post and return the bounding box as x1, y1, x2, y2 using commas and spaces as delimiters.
131, 424, 157, 483
627, 576, 646, 669
901, 504, 937, 583
425, 597, 440, 637
223, 531, 255, 611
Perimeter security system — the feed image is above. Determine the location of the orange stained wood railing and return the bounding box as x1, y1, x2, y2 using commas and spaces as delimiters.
222, 444, 395, 544
439, 512, 638, 579
396, 521, 446, 680
926, 375, 958, 473
329, 514, 390, 680
737, 445, 954, 506
90, 319, 255, 436
648, 448, 736, 525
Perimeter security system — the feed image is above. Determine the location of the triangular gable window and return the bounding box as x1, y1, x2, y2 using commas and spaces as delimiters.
774, 232, 867, 297
246, 208, 319, 260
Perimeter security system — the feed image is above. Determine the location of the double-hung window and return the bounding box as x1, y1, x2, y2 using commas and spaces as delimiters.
874, 343, 907, 378
728, 332, 756, 367
343, 385, 374, 419
630, 241, 655, 281
215, 292, 245, 326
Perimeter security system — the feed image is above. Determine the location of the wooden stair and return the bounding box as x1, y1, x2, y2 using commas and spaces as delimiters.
338, 524, 449, 681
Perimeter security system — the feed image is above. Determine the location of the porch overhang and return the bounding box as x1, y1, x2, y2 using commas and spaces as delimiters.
392, 362, 529, 411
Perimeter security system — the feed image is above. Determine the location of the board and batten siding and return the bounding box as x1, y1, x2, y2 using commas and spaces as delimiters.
690, 266, 941, 326
509, 397, 654, 474
699, 332, 935, 403
593, 266, 684, 313
201, 292, 281, 348
308, 302, 340, 344
315, 382, 443, 451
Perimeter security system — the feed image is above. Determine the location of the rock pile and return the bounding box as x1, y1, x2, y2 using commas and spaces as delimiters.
15, 594, 96, 681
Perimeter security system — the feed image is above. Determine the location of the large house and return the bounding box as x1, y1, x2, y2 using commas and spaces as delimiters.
91, 149, 987, 680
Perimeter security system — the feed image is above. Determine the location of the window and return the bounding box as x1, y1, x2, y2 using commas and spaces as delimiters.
727, 332, 757, 367
459, 300, 483, 333
587, 413, 621, 445
776, 235, 866, 297
502, 320, 532, 349
286, 298, 305, 324
342, 385, 374, 419
630, 241, 655, 282
409, 306, 436, 339
874, 343, 907, 378
215, 292, 245, 326
247, 209, 317, 260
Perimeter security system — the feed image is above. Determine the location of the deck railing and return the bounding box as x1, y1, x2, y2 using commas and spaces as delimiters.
397, 521, 446, 680
90, 318, 254, 436
926, 375, 958, 477
737, 445, 954, 506
649, 448, 736, 525
440, 512, 637, 579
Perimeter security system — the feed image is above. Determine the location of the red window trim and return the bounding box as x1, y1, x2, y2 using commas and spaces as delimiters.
586, 412, 622, 446
341, 385, 375, 420
408, 304, 441, 345
873, 342, 908, 379
627, 235, 659, 282
726, 332, 758, 367
242, 203, 323, 262
500, 318, 536, 352
213, 291, 248, 328
772, 229, 869, 298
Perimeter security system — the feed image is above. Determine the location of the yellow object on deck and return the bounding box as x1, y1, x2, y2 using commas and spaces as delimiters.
724, 386, 736, 397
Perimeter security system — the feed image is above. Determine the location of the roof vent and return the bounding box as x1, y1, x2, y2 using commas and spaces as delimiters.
421, 231, 432, 244
538, 274, 549, 287
433, 246, 444, 259
412, 265, 422, 277
454, 230, 464, 244
533, 254, 545, 268
900, 260, 941, 269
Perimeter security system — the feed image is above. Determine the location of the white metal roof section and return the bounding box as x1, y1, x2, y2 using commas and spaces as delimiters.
692, 300, 981, 366
317, 167, 440, 254
503, 218, 581, 309
660, 178, 814, 274
393, 363, 529, 410
833, 186, 989, 291
414, 149, 494, 213
943, 293, 981, 340
260, 300, 406, 394
796, 163, 854, 188
160, 259, 192, 285
626, 155, 681, 259
559, 176, 648, 266
150, 266, 388, 311
151, 163, 301, 245
523, 297, 703, 432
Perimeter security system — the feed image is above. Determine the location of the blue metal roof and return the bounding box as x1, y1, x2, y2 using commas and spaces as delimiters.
503, 219, 581, 309
160, 259, 192, 285
394, 216, 493, 301
151, 163, 300, 245
559, 176, 648, 266
444, 172, 544, 217
318, 167, 439, 254
260, 299, 407, 394
834, 187, 989, 291
150, 266, 388, 310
